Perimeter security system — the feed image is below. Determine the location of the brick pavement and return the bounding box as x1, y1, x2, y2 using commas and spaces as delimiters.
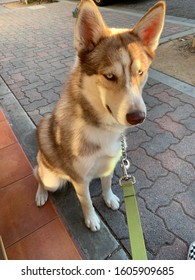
0, 1, 195, 259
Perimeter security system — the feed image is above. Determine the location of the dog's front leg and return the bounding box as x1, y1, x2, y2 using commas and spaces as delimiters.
72, 181, 100, 232
101, 174, 120, 210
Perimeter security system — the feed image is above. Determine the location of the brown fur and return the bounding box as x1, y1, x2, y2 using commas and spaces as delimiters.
35, 0, 166, 231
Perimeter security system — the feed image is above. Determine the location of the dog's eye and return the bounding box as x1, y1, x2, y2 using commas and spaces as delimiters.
138, 70, 144, 76
104, 73, 116, 81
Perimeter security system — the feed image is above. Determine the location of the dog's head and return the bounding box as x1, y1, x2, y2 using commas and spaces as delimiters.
74, 0, 166, 128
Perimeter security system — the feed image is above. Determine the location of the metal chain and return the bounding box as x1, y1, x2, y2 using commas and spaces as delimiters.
119, 133, 136, 186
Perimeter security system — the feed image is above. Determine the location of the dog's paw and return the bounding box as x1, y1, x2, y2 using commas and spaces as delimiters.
35, 185, 48, 207
103, 192, 120, 210
85, 210, 101, 232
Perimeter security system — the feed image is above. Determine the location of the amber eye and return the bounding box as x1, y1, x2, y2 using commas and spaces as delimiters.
104, 73, 117, 81
138, 70, 144, 76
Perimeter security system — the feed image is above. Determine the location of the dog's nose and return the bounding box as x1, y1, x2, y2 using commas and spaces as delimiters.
126, 111, 145, 125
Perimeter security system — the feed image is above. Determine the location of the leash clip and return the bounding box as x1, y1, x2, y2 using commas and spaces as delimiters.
119, 174, 136, 187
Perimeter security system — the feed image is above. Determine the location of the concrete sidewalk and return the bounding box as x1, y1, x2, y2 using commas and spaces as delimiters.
0, 1, 195, 259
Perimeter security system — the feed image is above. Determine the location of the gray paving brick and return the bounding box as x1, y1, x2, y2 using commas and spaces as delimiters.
107, 248, 129, 260
21, 81, 45, 92
157, 201, 195, 244
186, 154, 195, 166
23, 99, 48, 112
126, 129, 151, 151
1, 1, 195, 260
147, 103, 174, 121
131, 168, 153, 193
139, 172, 187, 212
155, 238, 188, 260
155, 91, 181, 108
155, 115, 192, 140
176, 92, 195, 106
37, 81, 61, 93
170, 134, 195, 159
175, 183, 195, 218
38, 102, 56, 115
28, 110, 42, 126
130, 148, 168, 181
141, 132, 178, 157
167, 104, 195, 122
181, 116, 195, 132
19, 98, 30, 106
137, 197, 175, 255
145, 83, 170, 96
140, 119, 165, 137
156, 150, 194, 185
41, 89, 59, 103
144, 92, 162, 108
93, 196, 129, 239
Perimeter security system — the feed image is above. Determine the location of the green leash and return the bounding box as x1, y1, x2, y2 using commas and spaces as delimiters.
120, 134, 147, 260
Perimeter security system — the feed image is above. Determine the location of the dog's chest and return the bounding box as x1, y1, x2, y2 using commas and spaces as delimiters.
75, 134, 122, 179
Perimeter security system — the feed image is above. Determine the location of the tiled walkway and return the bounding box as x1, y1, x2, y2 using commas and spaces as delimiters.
0, 1, 195, 260
0, 110, 82, 260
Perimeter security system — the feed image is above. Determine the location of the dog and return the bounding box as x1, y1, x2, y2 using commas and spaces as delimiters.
35, 0, 166, 231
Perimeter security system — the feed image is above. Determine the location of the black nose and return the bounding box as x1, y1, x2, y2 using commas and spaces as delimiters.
126, 111, 145, 125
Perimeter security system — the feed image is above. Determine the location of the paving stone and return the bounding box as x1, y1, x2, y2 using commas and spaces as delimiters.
139, 172, 187, 212
146, 78, 160, 87
167, 104, 195, 122
147, 103, 174, 121
1, 1, 195, 260
141, 132, 178, 157
130, 148, 168, 182
23, 73, 40, 84
41, 89, 59, 103
155, 91, 182, 108
0, 77, 12, 96
155, 238, 188, 260
157, 201, 195, 244
89, 178, 102, 198
137, 197, 174, 255
28, 110, 42, 126
140, 119, 165, 137
23, 99, 48, 112
181, 116, 195, 132
25, 90, 43, 102
107, 248, 129, 260
37, 81, 61, 93
120, 239, 131, 258
175, 93, 195, 107
21, 81, 45, 92
186, 154, 195, 166
38, 102, 56, 115
155, 115, 192, 140
19, 98, 30, 106
170, 134, 195, 159
93, 196, 129, 239
126, 129, 151, 151
144, 92, 162, 108
175, 183, 195, 218
145, 83, 169, 96
156, 150, 194, 185
52, 184, 119, 260
131, 168, 153, 193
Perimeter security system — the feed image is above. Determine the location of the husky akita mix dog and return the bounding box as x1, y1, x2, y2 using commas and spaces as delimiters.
35, 0, 166, 231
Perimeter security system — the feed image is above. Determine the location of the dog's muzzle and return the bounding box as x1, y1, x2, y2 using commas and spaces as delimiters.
126, 111, 145, 125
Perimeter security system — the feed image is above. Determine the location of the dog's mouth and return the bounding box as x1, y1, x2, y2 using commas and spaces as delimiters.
106, 105, 112, 115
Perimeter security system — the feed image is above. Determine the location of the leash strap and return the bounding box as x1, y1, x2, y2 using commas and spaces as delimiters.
122, 180, 148, 260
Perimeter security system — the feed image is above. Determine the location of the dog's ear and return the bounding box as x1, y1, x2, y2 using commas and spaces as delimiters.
74, 0, 107, 54
132, 1, 166, 52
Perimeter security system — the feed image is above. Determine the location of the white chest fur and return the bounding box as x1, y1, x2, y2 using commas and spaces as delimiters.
73, 127, 122, 181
